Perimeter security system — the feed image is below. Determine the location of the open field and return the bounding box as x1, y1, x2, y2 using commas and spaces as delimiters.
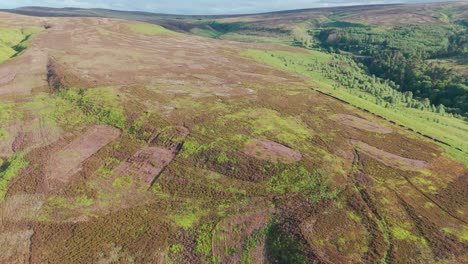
240, 49, 468, 164
0, 2, 467, 263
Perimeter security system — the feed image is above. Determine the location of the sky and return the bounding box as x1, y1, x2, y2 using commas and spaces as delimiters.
0, 0, 460, 15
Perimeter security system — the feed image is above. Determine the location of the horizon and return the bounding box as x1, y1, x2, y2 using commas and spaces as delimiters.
0, 0, 462, 15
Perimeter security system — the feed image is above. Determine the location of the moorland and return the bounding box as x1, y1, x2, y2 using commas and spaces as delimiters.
0, 2, 467, 263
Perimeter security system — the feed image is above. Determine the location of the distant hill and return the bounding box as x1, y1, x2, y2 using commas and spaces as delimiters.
4, 2, 468, 23
4, 2, 467, 37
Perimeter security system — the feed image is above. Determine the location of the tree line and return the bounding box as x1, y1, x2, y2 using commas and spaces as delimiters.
313, 24, 468, 117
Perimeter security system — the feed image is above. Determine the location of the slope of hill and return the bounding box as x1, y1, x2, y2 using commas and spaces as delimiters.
7, 3, 468, 116
0, 3, 467, 263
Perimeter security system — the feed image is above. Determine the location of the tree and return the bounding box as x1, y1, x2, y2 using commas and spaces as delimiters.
436, 104, 446, 114
422, 98, 431, 108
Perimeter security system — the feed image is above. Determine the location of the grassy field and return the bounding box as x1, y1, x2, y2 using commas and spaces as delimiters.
128, 23, 176, 36
242, 49, 468, 165
0, 27, 43, 63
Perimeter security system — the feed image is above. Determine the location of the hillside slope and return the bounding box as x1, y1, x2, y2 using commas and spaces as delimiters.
0, 5, 466, 264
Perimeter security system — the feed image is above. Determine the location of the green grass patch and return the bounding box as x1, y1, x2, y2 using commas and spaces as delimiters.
190, 28, 222, 39
96, 166, 113, 179
0, 28, 25, 63
74, 195, 94, 207
242, 49, 331, 70
151, 182, 171, 198
0, 153, 28, 201
54, 87, 127, 130
96, 157, 120, 179
129, 23, 175, 36
391, 225, 419, 242
268, 166, 338, 203
47, 196, 69, 209
192, 21, 243, 39
347, 211, 362, 223
173, 212, 198, 229
0, 27, 44, 63
0, 28, 24, 47
46, 195, 94, 210
226, 108, 312, 148
0, 43, 16, 64
169, 243, 184, 254
195, 222, 215, 261
172, 201, 208, 229
0, 103, 22, 140
0, 128, 9, 140
216, 152, 230, 164
112, 175, 135, 189
179, 138, 212, 158
413, 177, 437, 193
96, 28, 113, 37
221, 32, 292, 45
33, 94, 88, 130
442, 226, 468, 242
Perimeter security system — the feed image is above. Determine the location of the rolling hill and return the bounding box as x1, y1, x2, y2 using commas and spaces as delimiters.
0, 2, 467, 263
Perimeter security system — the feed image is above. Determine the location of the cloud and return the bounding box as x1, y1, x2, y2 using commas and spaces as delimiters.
0, 0, 459, 15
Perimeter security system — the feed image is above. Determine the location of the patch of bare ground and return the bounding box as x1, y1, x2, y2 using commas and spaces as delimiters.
0, 49, 48, 100
0, 11, 45, 28
45, 125, 121, 184
244, 138, 302, 164
0, 68, 16, 85
0, 194, 44, 223
0, 123, 21, 158
334, 114, 392, 134
0, 228, 34, 264
352, 140, 427, 171
0, 117, 61, 158
47, 58, 94, 91
12, 117, 61, 153
114, 147, 174, 185
115, 125, 189, 186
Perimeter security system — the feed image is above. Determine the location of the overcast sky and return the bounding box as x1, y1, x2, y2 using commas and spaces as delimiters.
0, 0, 460, 15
